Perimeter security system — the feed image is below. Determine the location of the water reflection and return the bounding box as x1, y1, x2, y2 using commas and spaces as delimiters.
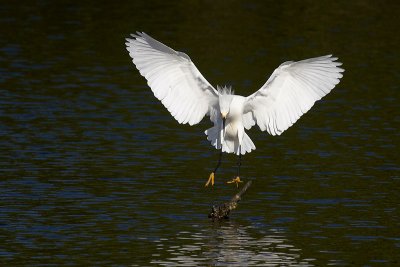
151, 222, 314, 266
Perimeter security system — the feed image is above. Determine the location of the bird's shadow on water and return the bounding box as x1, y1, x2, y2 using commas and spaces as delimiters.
150, 219, 315, 266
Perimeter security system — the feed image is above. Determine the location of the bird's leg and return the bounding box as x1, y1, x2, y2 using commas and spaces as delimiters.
227, 147, 243, 188
237, 152, 241, 177
205, 149, 223, 187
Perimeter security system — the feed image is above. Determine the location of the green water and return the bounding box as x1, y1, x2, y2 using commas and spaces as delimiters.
1, 1, 399, 266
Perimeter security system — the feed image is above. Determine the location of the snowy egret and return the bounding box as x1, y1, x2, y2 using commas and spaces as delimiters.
125, 32, 344, 187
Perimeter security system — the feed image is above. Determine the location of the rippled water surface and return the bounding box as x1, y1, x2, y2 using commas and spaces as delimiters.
1, 1, 399, 266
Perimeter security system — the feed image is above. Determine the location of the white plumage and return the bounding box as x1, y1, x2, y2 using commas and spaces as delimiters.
126, 32, 344, 156
125, 32, 218, 126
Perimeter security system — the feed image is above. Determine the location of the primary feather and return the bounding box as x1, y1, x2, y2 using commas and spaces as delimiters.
125, 32, 219, 126
244, 55, 344, 135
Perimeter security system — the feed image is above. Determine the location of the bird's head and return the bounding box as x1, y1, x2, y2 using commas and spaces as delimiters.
218, 85, 234, 120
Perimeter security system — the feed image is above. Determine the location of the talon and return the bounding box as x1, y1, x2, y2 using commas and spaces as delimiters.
226, 176, 243, 188
205, 172, 215, 187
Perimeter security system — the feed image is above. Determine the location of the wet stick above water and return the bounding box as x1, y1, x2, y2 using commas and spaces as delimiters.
208, 181, 252, 221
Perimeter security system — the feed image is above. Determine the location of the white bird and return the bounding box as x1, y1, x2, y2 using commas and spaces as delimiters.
125, 32, 344, 187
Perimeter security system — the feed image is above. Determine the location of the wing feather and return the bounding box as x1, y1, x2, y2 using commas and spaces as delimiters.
244, 55, 344, 135
126, 32, 218, 125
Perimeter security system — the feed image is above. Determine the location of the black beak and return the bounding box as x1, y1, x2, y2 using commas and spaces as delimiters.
222, 117, 226, 138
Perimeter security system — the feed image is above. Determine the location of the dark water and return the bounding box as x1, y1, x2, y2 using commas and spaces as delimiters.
1, 1, 399, 266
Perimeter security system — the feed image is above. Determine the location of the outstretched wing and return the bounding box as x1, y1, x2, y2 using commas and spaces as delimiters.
126, 32, 219, 125
243, 55, 344, 135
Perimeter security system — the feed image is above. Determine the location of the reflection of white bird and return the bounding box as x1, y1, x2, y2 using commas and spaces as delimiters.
126, 32, 344, 187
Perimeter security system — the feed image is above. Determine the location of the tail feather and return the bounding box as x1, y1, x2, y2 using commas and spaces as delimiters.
222, 139, 235, 154
205, 126, 255, 155
205, 125, 221, 149
240, 132, 256, 154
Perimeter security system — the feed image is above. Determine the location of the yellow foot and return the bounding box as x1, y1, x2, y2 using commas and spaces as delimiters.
227, 176, 243, 188
205, 172, 215, 187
